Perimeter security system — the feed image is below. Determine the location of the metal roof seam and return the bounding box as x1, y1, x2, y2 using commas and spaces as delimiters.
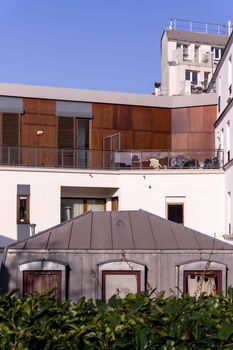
68, 220, 74, 249
147, 213, 158, 249
128, 211, 136, 249
110, 212, 113, 249
89, 211, 93, 249
45, 231, 52, 250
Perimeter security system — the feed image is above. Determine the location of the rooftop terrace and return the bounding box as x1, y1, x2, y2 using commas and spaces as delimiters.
0, 145, 223, 171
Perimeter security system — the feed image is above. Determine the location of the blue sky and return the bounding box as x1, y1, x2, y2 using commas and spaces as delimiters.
0, 0, 232, 93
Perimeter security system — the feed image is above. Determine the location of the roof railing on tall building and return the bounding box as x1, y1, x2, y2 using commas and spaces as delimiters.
169, 18, 232, 36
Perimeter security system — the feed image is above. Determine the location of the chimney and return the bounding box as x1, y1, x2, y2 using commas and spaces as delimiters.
154, 82, 161, 96
30, 223, 36, 236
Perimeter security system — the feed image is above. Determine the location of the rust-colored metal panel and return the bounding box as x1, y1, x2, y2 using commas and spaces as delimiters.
189, 107, 204, 132
203, 105, 217, 132
134, 131, 152, 149
92, 103, 113, 129
24, 98, 56, 115
112, 105, 132, 130
203, 132, 215, 149
151, 132, 171, 149
171, 133, 188, 149
119, 130, 134, 149
21, 123, 57, 166
171, 108, 189, 132
22, 114, 56, 126
187, 133, 204, 149
91, 129, 115, 149
131, 106, 152, 131
151, 108, 171, 132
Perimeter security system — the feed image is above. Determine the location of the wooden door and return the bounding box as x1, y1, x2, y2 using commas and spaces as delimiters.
23, 270, 62, 299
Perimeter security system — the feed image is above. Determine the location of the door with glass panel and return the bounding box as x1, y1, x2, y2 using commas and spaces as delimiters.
76, 118, 89, 168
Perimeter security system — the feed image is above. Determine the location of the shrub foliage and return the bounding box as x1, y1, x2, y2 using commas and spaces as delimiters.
1, 289, 233, 349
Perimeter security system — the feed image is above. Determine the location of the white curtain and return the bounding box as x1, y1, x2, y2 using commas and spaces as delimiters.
73, 199, 84, 217
188, 274, 216, 297
87, 199, 105, 212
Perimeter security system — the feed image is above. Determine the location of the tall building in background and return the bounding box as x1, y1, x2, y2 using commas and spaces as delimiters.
161, 19, 230, 96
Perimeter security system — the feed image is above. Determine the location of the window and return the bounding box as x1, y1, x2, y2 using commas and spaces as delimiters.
194, 45, 199, 63
228, 56, 232, 98
97, 261, 146, 301
61, 198, 106, 221
227, 191, 231, 234
211, 47, 224, 64
76, 118, 89, 167
204, 71, 210, 83
102, 270, 141, 301
177, 43, 189, 61
19, 260, 67, 299
17, 195, 30, 224
58, 117, 90, 167
111, 197, 118, 211
183, 270, 222, 297
178, 261, 226, 297
167, 204, 184, 224
227, 120, 230, 162
23, 270, 61, 299
185, 70, 198, 86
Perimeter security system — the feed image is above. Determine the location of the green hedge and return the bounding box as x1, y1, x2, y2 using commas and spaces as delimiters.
1, 289, 233, 349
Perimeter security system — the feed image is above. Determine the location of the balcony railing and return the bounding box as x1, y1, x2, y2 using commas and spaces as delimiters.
170, 48, 214, 67
0, 145, 224, 170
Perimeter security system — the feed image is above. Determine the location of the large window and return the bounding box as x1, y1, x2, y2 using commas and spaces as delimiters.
102, 270, 141, 301
17, 195, 30, 224
177, 261, 227, 297
97, 261, 146, 301
183, 270, 222, 297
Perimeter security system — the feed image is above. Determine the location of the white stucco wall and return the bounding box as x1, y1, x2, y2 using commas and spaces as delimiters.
215, 44, 233, 117
0, 167, 225, 242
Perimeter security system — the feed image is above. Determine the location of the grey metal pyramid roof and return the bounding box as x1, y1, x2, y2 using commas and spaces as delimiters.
9, 210, 233, 251
165, 29, 228, 47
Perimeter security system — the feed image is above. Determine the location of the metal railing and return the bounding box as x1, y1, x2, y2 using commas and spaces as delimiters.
170, 48, 215, 66
169, 18, 231, 36
0, 145, 224, 170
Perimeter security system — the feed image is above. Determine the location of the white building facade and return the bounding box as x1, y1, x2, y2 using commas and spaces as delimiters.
208, 31, 233, 239
0, 82, 228, 246
161, 19, 229, 96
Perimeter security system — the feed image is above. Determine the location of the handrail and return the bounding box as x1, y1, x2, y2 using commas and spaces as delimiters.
0, 145, 224, 170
